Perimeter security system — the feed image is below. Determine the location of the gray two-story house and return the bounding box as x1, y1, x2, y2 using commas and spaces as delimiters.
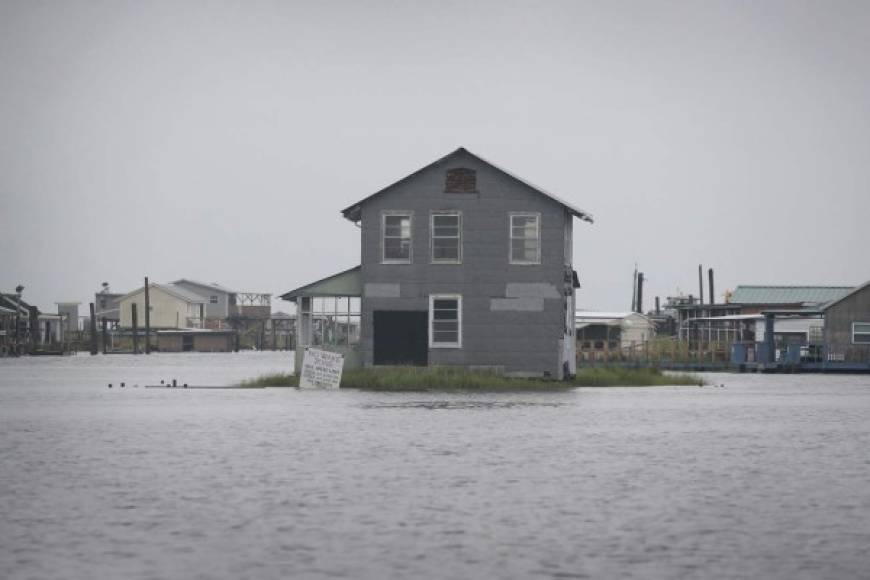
171, 279, 237, 324
282, 147, 593, 379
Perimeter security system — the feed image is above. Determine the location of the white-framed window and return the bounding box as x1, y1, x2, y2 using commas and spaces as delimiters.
429, 294, 462, 348
209, 295, 218, 304
853, 322, 870, 344
382, 212, 413, 263
431, 211, 462, 263
509, 212, 541, 264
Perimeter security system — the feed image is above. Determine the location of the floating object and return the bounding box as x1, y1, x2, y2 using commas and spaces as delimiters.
121, 382, 125, 388
183, 383, 188, 388
108, 383, 112, 388
144, 385, 264, 389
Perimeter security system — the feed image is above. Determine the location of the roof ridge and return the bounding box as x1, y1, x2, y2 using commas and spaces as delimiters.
340, 147, 593, 223
735, 284, 853, 288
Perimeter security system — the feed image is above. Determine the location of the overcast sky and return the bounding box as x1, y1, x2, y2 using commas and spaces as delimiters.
2, 0, 868, 315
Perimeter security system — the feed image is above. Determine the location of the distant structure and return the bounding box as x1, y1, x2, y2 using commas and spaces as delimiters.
55, 302, 81, 333
94, 290, 123, 325
169, 279, 273, 348
91, 279, 277, 352
1, 293, 69, 355
575, 311, 655, 361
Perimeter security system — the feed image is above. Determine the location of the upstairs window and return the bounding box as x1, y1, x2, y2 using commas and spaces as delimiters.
509, 212, 541, 264
382, 212, 412, 263
431, 212, 462, 263
853, 322, 870, 344
445, 168, 477, 193
430, 295, 462, 348
209, 295, 218, 304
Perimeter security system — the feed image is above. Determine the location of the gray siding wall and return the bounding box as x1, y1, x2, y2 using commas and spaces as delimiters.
172, 281, 230, 319
825, 286, 870, 362
357, 150, 574, 376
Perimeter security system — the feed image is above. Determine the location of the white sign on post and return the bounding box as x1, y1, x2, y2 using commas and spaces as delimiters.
299, 348, 345, 389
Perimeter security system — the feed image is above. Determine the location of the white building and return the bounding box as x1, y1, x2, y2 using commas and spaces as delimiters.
575, 311, 655, 353
118, 283, 206, 329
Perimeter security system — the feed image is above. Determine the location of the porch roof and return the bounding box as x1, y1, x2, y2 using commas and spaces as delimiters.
279, 266, 362, 302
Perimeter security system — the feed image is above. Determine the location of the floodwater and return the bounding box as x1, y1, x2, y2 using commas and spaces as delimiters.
2, 353, 870, 580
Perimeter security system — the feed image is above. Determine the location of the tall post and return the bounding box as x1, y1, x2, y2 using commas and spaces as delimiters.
655, 296, 661, 315
631, 268, 637, 312
764, 313, 775, 364
271, 322, 277, 351
28, 306, 38, 352
144, 277, 151, 354
698, 264, 704, 305
708, 268, 715, 305
636, 272, 644, 314
132, 303, 139, 354
101, 318, 108, 355
14, 294, 21, 345
89, 303, 98, 355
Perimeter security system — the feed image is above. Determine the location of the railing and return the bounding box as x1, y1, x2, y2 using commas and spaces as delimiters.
185, 317, 204, 329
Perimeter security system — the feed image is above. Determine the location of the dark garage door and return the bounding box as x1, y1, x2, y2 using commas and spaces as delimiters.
373, 311, 428, 366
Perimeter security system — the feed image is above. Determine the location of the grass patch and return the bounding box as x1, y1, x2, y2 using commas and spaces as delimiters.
239, 373, 298, 387
239, 366, 703, 390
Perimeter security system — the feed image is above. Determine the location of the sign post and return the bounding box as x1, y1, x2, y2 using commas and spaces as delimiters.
299, 348, 345, 389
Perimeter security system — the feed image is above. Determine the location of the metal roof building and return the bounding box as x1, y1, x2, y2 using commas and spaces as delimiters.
729, 286, 852, 306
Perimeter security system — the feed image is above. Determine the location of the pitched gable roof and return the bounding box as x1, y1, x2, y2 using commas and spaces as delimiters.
118, 283, 207, 304
340, 147, 593, 223
821, 279, 870, 311
171, 279, 237, 295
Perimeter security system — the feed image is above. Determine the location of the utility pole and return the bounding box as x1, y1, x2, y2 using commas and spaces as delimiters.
132, 303, 139, 354
13, 285, 23, 349
631, 267, 638, 312
144, 277, 151, 354
89, 303, 98, 355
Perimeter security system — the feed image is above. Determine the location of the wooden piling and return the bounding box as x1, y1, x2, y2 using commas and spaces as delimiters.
132, 303, 139, 355
89, 303, 98, 355
28, 306, 38, 352
144, 277, 151, 354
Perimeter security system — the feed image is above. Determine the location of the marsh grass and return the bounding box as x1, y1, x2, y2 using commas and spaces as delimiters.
239, 365, 703, 390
